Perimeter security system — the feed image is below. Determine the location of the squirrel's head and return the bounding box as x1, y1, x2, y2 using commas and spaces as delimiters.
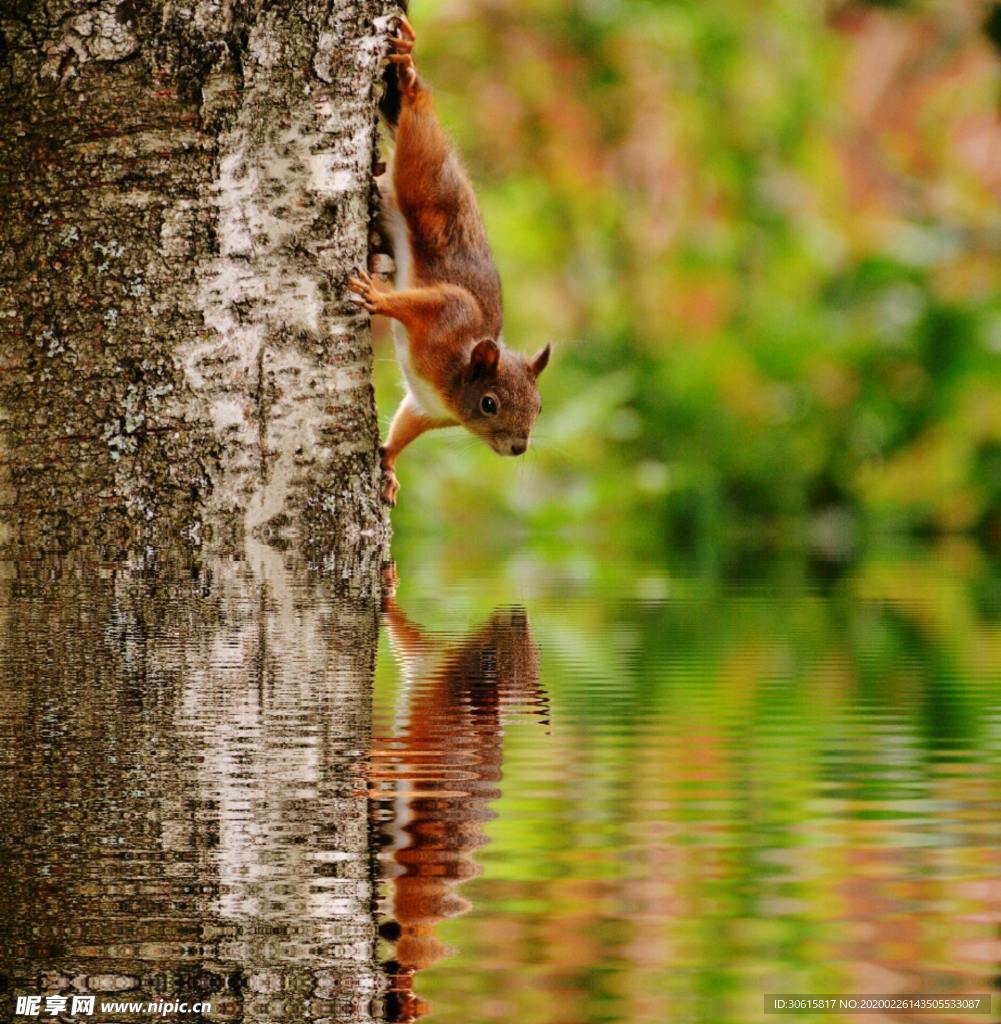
454, 339, 550, 456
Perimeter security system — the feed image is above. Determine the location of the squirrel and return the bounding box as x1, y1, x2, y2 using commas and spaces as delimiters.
350, 14, 551, 506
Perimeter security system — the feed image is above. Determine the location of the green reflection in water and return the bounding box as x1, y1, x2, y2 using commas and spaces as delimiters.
374, 537, 1001, 1024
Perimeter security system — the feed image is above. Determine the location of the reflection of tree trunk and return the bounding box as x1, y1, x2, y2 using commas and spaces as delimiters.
173, 542, 382, 1021
0, 547, 380, 1023
0, 1, 391, 562
371, 599, 547, 1022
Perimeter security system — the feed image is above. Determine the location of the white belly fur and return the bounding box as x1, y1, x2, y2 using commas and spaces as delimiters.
393, 322, 453, 420
385, 192, 453, 421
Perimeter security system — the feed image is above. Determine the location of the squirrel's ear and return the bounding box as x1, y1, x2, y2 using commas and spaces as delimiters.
467, 339, 500, 381
530, 343, 551, 378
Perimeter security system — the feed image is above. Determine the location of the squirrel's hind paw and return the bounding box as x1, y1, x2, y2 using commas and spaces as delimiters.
387, 24, 418, 96
388, 53, 418, 95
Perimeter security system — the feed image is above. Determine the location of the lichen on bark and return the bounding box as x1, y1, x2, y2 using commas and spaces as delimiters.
0, 0, 393, 581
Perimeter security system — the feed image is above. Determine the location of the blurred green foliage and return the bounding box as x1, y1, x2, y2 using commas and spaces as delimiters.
374, 0, 1001, 550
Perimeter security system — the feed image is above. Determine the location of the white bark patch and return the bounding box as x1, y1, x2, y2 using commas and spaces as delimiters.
42, 3, 139, 81
245, 448, 291, 533
309, 161, 354, 196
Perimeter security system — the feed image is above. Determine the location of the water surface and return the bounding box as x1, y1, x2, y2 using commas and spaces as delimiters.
1, 541, 999, 1023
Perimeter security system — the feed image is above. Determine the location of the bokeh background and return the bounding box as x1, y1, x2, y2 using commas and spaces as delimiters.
374, 0, 1001, 552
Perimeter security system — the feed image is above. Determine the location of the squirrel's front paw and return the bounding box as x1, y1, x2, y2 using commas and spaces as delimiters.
379, 447, 400, 505
349, 269, 382, 314
381, 469, 400, 507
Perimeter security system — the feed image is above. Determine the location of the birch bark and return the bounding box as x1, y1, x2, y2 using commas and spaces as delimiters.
0, 0, 392, 574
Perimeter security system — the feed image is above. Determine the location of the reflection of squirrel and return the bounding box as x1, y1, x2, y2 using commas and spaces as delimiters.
370, 567, 548, 1022
350, 14, 550, 506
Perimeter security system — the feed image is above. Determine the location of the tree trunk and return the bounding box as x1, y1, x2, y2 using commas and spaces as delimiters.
0, 0, 392, 576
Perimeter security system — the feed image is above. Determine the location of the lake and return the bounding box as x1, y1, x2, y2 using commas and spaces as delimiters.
1, 537, 999, 1023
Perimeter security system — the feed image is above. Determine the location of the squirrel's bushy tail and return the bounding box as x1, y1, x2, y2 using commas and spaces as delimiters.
379, 2, 409, 129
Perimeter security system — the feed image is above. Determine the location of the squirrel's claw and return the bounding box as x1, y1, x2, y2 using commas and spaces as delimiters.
381, 470, 400, 506
388, 19, 418, 94
394, 14, 416, 43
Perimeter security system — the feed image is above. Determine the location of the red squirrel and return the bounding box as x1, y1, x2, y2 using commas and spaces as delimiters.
350, 15, 550, 506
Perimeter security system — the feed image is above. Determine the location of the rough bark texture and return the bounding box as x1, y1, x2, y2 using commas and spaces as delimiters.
0, 0, 392, 579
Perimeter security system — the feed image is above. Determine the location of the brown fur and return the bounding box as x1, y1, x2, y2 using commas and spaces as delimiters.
370, 575, 546, 1021
350, 17, 550, 505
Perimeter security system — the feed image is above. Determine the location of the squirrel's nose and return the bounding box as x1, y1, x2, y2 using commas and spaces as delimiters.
511, 442, 526, 456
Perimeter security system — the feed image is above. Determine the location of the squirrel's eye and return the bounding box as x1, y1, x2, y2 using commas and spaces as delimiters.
480, 394, 498, 416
